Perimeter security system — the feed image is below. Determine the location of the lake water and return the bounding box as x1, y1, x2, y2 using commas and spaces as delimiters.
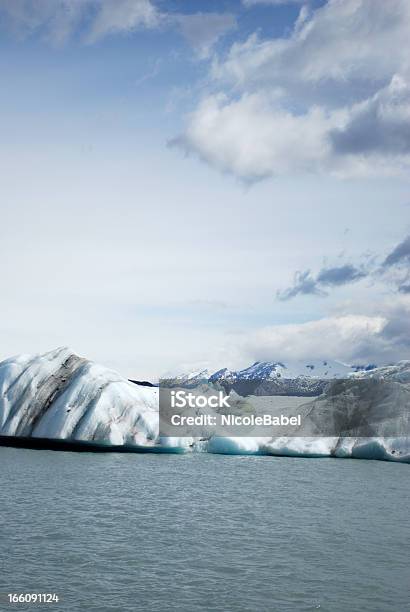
0, 447, 409, 612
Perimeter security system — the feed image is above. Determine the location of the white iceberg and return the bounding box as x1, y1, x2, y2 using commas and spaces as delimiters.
0, 348, 409, 463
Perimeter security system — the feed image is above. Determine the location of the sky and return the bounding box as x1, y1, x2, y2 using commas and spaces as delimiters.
0, 0, 410, 379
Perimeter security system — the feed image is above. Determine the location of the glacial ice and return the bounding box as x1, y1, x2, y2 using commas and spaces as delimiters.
0, 347, 409, 463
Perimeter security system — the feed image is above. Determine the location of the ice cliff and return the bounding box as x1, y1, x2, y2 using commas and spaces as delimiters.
0, 348, 161, 449
0, 348, 409, 463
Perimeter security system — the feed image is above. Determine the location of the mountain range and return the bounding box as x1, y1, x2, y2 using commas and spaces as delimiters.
163, 359, 378, 396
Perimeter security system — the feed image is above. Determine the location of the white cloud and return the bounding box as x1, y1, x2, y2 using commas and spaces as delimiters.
175, 0, 410, 180
216, 0, 410, 89
240, 302, 410, 365
242, 315, 386, 362
86, 0, 160, 43
0, 0, 84, 44
0, 0, 160, 44
172, 13, 237, 60
172, 91, 345, 180
0, 1, 235, 53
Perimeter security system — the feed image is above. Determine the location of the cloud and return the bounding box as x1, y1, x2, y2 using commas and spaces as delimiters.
376, 302, 410, 360
382, 234, 410, 267
172, 92, 339, 181
86, 0, 160, 43
278, 233, 410, 302
278, 264, 367, 300
330, 75, 410, 156
241, 303, 410, 364
214, 0, 410, 92
175, 0, 410, 180
172, 13, 237, 60
0, 1, 235, 53
243, 0, 305, 5
317, 264, 367, 286
242, 314, 387, 363
379, 235, 410, 294
277, 270, 324, 300
0, 0, 85, 44
0, 0, 160, 44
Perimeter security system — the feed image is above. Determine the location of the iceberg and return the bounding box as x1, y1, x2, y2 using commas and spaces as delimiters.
0, 348, 409, 463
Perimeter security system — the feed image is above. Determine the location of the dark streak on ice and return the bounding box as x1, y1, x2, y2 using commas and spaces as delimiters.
13, 353, 88, 436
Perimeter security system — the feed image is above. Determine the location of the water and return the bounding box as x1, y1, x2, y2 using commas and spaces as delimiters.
0, 447, 409, 612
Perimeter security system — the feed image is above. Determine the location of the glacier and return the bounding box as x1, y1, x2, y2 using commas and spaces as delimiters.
0, 347, 409, 463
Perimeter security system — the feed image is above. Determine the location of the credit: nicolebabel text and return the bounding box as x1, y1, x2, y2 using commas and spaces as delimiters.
170, 414, 302, 427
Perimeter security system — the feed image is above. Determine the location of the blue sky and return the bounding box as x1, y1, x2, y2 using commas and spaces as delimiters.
0, 0, 410, 377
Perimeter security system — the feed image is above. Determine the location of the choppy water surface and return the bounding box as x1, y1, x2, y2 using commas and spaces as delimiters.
0, 447, 409, 612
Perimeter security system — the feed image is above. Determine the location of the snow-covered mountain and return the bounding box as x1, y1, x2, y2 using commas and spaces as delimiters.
0, 348, 408, 463
167, 360, 378, 396
351, 360, 410, 383
161, 369, 210, 387
210, 359, 376, 382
